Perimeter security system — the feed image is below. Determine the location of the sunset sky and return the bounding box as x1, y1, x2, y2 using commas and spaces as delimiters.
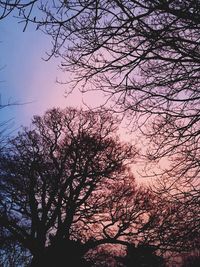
0, 4, 198, 267
0, 14, 142, 179
0, 15, 104, 132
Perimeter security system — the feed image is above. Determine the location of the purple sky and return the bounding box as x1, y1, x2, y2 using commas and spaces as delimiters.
0, 14, 133, 144
0, 15, 149, 182
0, 15, 104, 133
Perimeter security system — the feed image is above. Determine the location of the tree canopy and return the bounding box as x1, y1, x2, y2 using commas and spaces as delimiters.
8, 0, 200, 184
1, 0, 199, 181
1, 1, 200, 265
0, 107, 170, 266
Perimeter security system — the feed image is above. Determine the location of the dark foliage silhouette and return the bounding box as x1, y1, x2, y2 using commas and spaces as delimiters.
119, 244, 166, 267
0, 1, 199, 264
0, 107, 167, 266
181, 252, 200, 267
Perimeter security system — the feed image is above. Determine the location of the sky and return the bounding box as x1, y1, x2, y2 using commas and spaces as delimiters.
0, 15, 104, 133
0, 10, 165, 189
0, 14, 148, 181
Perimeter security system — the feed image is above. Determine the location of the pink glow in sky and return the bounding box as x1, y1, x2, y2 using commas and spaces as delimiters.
0, 15, 155, 182
0, 16, 145, 180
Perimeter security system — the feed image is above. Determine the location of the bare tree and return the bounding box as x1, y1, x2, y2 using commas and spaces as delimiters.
0, 111, 198, 266
0, 107, 168, 266
0, 107, 186, 266
8, 0, 199, 186
1, 1, 199, 182
0, 0, 37, 23
1, 1, 199, 262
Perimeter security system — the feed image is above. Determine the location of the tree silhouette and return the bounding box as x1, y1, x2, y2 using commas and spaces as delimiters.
1, 0, 199, 198
1, 2, 200, 263
0, 107, 167, 266
26, 0, 200, 128
0, 107, 185, 266
9, 0, 200, 193
181, 253, 200, 267
118, 244, 166, 267
0, 0, 37, 22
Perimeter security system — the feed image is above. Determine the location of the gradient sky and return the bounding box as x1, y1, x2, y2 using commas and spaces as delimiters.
0, 14, 153, 183
0, 15, 105, 134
